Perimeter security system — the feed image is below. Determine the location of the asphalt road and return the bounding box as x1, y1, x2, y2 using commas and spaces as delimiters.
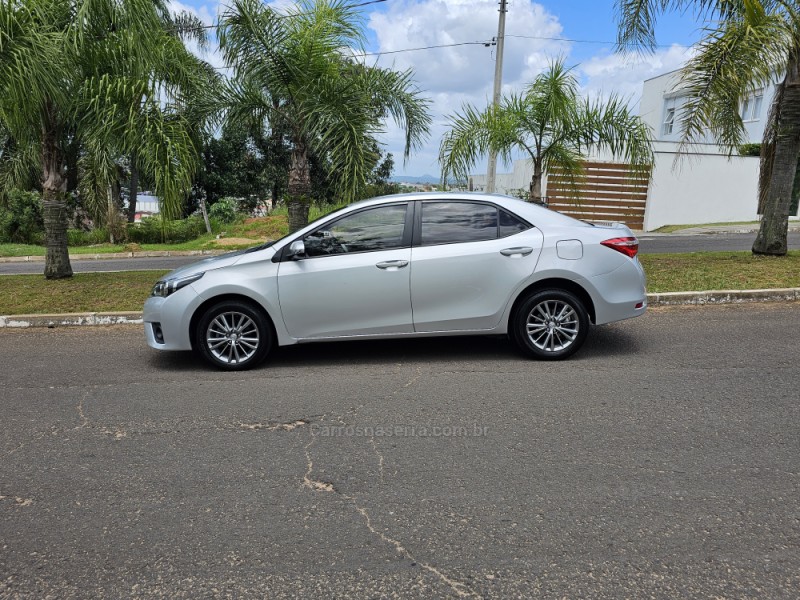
1, 303, 799, 598
2, 232, 800, 275
638, 231, 800, 254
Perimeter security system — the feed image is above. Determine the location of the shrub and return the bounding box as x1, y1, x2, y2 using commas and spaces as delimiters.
738, 143, 761, 157
67, 227, 110, 246
127, 215, 208, 244
0, 189, 44, 244
208, 197, 239, 224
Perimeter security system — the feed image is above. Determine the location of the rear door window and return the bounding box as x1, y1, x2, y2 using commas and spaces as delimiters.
420, 202, 498, 246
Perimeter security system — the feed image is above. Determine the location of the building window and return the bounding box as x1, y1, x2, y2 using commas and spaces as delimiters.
662, 107, 676, 136
741, 90, 764, 122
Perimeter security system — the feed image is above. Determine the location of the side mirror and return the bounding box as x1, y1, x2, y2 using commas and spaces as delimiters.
287, 239, 306, 260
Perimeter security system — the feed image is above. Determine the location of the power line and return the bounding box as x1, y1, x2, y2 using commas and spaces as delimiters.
505, 33, 688, 50
355, 40, 494, 57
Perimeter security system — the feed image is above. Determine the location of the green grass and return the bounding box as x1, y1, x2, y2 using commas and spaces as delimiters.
0, 271, 168, 314
2, 251, 798, 315
641, 251, 800, 292
0, 243, 47, 257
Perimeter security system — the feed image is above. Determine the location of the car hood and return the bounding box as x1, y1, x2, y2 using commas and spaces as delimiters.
160, 246, 274, 281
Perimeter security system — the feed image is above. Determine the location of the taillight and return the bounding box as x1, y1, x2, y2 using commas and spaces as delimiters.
601, 236, 638, 258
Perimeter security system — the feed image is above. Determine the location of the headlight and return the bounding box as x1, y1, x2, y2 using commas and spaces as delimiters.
151, 272, 204, 297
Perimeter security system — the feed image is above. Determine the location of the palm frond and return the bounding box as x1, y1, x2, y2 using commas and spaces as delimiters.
677, 9, 790, 153
576, 93, 654, 175
541, 144, 586, 201
439, 104, 495, 185
0, 134, 40, 203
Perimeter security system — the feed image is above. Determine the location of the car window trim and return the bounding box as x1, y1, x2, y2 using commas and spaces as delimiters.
411, 199, 533, 248
276, 201, 412, 262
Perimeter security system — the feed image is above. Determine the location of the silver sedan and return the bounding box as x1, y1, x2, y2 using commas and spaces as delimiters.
144, 193, 647, 370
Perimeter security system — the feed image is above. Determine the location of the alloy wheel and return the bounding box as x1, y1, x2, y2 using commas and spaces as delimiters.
526, 299, 579, 352
206, 311, 261, 365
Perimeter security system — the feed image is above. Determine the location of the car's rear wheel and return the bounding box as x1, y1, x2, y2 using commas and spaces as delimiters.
512, 289, 589, 360
195, 300, 272, 370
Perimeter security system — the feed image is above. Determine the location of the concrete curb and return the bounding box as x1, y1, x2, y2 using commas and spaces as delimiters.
0, 312, 143, 328
1, 289, 798, 328
648, 288, 800, 305
0, 249, 228, 263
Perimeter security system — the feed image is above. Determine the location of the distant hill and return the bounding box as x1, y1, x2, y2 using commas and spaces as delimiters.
391, 174, 440, 184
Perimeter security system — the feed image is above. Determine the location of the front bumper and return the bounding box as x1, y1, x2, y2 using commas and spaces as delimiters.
143, 289, 204, 351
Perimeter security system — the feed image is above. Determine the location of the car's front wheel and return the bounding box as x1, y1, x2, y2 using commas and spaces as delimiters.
195, 300, 272, 370
512, 289, 589, 360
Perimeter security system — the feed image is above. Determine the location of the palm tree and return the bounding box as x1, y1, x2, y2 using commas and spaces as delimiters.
0, 0, 209, 278
439, 59, 653, 203
124, 2, 217, 224
615, 0, 799, 256
218, 0, 431, 232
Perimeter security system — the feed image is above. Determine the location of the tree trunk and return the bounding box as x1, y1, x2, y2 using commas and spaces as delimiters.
753, 57, 800, 256
108, 185, 116, 245
529, 160, 543, 204
127, 152, 139, 223
41, 118, 72, 279
199, 194, 212, 234
287, 142, 311, 232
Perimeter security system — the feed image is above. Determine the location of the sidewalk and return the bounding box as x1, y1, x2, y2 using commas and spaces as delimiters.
638, 222, 800, 236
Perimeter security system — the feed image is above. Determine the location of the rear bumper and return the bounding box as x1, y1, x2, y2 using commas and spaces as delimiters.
590, 259, 647, 325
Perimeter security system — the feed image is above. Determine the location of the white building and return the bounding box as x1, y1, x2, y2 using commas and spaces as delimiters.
471, 68, 797, 231
637, 69, 777, 230
133, 193, 160, 222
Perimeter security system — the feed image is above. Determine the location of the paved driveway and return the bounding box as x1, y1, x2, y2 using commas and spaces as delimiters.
1, 304, 799, 597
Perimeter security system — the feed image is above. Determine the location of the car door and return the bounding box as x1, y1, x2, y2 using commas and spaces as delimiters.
410, 200, 543, 332
277, 202, 414, 339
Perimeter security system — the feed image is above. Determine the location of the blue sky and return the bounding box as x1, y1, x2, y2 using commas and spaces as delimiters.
176, 0, 703, 177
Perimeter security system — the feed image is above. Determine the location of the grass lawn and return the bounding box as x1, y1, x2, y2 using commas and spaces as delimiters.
1, 251, 799, 315
0, 271, 168, 314
641, 251, 800, 293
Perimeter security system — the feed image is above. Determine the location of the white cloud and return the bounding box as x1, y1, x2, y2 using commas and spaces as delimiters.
577, 44, 693, 105
368, 0, 571, 176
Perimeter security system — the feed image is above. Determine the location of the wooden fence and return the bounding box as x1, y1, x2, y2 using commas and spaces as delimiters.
545, 161, 651, 230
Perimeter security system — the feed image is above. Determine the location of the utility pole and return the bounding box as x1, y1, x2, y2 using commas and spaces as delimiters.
485, 0, 507, 194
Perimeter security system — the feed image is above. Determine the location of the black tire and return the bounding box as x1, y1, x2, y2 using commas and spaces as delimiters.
511, 289, 589, 360
195, 300, 273, 371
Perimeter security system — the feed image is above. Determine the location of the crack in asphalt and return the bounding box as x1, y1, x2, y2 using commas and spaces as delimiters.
368, 437, 385, 483
76, 391, 89, 430
0, 495, 33, 508
14, 416, 323, 443
11, 374, 306, 392
301, 409, 477, 598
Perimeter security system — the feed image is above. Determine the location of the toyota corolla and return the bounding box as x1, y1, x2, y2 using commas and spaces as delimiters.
144, 192, 646, 370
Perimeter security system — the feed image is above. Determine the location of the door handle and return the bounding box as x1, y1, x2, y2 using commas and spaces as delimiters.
500, 247, 534, 257
376, 260, 409, 270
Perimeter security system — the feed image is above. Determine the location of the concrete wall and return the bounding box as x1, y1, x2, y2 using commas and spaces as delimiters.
644, 145, 760, 230
468, 159, 534, 197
